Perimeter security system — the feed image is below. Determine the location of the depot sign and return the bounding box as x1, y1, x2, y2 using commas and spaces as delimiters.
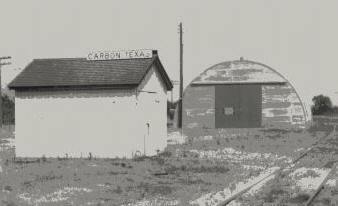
87, 49, 153, 61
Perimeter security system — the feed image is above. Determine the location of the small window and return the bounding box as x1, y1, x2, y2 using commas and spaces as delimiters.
223, 107, 234, 115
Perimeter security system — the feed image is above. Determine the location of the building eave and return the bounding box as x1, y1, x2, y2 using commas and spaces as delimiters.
10, 84, 139, 92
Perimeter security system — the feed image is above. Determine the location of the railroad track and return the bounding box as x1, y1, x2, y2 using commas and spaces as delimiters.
220, 126, 338, 206
304, 163, 336, 206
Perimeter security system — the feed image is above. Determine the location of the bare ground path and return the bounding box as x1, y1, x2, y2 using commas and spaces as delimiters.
220, 123, 338, 205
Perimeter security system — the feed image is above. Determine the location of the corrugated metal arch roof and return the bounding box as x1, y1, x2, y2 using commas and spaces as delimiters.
191, 59, 287, 85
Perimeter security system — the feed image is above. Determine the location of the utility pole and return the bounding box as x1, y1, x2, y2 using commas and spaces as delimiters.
171, 80, 180, 103
0, 56, 12, 128
178, 22, 183, 128
171, 88, 173, 103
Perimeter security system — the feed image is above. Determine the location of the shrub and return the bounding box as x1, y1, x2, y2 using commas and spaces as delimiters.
41, 155, 47, 162
167, 100, 178, 120
158, 150, 172, 158
2, 94, 14, 125
311, 95, 333, 115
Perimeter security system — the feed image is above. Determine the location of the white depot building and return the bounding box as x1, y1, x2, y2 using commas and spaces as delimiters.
9, 50, 173, 158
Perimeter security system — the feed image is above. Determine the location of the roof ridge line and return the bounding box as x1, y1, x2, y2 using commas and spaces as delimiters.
33, 57, 87, 61
33, 57, 154, 61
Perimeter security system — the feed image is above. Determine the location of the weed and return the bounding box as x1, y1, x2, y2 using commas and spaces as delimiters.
133, 155, 149, 162
182, 151, 187, 158
1, 200, 17, 206
4, 185, 13, 192
288, 193, 310, 203
216, 139, 221, 145
14, 158, 39, 164
137, 182, 173, 196
263, 188, 288, 202
178, 176, 206, 185
108, 171, 127, 175
158, 150, 172, 158
22, 180, 34, 188
41, 155, 47, 162
126, 177, 134, 182
151, 156, 165, 165
180, 165, 187, 171
113, 185, 123, 194
35, 173, 63, 182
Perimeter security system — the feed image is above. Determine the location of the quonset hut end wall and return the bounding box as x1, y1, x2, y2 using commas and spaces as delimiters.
182, 59, 307, 140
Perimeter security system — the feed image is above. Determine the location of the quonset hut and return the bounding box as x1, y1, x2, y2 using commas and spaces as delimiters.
182, 58, 307, 140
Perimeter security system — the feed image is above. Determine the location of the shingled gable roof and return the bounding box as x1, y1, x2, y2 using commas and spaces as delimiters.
9, 55, 173, 91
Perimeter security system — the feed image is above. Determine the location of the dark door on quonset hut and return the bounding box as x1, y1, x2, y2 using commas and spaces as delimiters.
215, 84, 262, 128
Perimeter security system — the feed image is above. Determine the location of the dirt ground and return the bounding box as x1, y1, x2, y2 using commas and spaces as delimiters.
0, 142, 255, 206
218, 116, 338, 206
230, 131, 338, 206
0, 155, 240, 205
1, 116, 338, 206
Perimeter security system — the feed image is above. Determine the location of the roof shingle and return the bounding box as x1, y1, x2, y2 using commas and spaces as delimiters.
9, 56, 172, 90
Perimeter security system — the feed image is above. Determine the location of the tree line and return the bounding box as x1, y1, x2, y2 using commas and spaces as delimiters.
311, 94, 338, 116
2, 94, 14, 125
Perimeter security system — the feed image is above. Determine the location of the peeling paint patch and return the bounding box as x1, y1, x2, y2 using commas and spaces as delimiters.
261, 83, 305, 127
232, 76, 250, 81
0, 138, 15, 152
270, 109, 288, 116
185, 109, 195, 117
292, 115, 305, 124
263, 87, 293, 97
183, 85, 215, 130
192, 60, 286, 84
187, 123, 199, 129
264, 116, 290, 122
206, 109, 215, 114
199, 69, 218, 82
230, 68, 262, 76
263, 108, 290, 118
263, 102, 291, 108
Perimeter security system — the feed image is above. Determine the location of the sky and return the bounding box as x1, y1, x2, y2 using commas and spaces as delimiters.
1, 0, 338, 112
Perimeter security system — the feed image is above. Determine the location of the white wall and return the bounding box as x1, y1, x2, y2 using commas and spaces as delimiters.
15, 66, 167, 158
136, 65, 168, 156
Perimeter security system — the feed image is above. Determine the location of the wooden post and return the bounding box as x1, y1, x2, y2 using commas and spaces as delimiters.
178, 23, 183, 128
